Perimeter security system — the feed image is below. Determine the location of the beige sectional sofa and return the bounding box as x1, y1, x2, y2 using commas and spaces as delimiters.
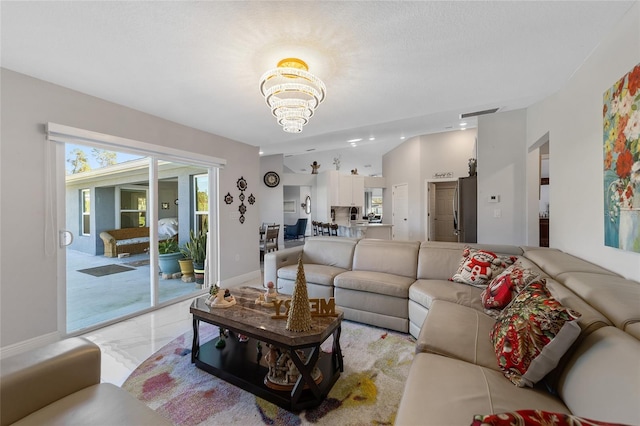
0, 337, 172, 426
264, 237, 640, 425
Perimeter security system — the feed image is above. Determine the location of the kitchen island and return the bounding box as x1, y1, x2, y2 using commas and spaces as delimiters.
337, 223, 393, 239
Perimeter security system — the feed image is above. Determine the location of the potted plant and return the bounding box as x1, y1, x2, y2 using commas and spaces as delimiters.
182, 230, 207, 284
158, 238, 182, 275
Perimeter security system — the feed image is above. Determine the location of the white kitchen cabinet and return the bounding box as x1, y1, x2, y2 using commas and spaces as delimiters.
339, 175, 364, 206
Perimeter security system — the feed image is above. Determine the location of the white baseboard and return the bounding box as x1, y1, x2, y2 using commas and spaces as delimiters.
0, 331, 61, 360
219, 269, 262, 289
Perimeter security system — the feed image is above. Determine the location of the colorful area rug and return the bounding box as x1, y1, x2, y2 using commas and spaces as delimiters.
122, 321, 415, 425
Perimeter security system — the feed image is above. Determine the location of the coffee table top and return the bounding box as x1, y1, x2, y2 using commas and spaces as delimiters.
190, 286, 343, 348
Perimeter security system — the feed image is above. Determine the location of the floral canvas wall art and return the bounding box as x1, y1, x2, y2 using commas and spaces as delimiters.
603, 63, 640, 253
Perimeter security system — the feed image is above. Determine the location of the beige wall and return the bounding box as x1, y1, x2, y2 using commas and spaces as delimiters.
526, 2, 640, 281
0, 69, 260, 349
383, 129, 477, 240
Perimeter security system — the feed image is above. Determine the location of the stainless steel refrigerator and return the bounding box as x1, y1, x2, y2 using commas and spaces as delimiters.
453, 176, 477, 243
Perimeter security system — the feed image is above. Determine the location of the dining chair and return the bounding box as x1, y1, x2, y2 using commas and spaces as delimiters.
260, 224, 280, 260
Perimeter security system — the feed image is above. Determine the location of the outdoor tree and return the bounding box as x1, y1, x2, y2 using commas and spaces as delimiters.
92, 148, 117, 168
67, 148, 91, 174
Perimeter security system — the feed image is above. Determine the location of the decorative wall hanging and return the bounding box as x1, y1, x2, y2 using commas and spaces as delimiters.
603, 63, 640, 253
263, 171, 280, 188
237, 177, 248, 192
238, 203, 247, 215
248, 194, 255, 205
239, 193, 245, 202
239, 215, 245, 224
224, 192, 233, 204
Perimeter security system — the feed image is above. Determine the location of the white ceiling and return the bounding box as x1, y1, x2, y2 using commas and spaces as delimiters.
1, 1, 635, 176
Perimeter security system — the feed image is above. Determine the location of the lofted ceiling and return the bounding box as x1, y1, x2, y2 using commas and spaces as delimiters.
1, 1, 635, 176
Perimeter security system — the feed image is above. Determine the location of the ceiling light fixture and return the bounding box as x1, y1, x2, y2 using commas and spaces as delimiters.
347, 138, 362, 143
259, 58, 326, 133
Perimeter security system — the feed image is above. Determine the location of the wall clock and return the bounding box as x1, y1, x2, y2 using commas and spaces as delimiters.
264, 171, 280, 188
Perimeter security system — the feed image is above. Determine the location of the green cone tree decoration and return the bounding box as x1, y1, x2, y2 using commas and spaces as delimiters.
286, 254, 313, 332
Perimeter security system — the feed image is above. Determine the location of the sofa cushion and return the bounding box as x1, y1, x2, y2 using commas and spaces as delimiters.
335, 287, 408, 319
523, 248, 618, 279
481, 262, 542, 315
410, 279, 484, 311
555, 272, 640, 330
491, 282, 582, 387
351, 239, 420, 279
301, 236, 358, 270
10, 383, 172, 426
471, 410, 625, 426
395, 353, 570, 426
334, 270, 415, 298
557, 327, 640, 425
451, 247, 517, 288
416, 300, 499, 371
417, 242, 523, 280
277, 263, 347, 287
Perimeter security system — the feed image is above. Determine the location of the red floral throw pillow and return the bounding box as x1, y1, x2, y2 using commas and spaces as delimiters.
481, 263, 541, 315
471, 410, 629, 426
490, 281, 582, 387
451, 247, 517, 288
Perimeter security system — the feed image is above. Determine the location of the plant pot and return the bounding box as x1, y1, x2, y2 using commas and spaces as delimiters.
158, 252, 182, 275
193, 262, 205, 284
178, 258, 194, 277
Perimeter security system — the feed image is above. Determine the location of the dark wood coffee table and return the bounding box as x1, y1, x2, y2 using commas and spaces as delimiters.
190, 286, 344, 411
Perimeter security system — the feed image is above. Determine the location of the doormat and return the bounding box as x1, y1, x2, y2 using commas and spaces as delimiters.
124, 259, 150, 267
77, 264, 135, 277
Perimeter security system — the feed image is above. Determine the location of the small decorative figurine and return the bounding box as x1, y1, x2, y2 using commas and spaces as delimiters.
265, 281, 277, 303
206, 287, 236, 308
333, 155, 341, 171
310, 161, 321, 174
468, 158, 477, 176
351, 168, 358, 175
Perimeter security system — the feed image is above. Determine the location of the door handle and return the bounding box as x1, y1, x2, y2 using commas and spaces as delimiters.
59, 230, 73, 247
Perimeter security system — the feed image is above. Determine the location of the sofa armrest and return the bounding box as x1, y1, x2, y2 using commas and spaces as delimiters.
264, 246, 304, 287
0, 337, 101, 426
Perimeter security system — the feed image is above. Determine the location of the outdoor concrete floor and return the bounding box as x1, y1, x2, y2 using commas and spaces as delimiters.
67, 249, 202, 333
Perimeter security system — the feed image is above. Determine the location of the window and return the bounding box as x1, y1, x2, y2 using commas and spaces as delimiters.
194, 174, 208, 233
120, 188, 147, 228
81, 189, 90, 235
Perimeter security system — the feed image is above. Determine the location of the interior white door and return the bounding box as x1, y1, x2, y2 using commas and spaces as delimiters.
392, 183, 409, 240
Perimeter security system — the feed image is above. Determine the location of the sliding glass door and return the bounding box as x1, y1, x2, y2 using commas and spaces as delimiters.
63, 142, 216, 333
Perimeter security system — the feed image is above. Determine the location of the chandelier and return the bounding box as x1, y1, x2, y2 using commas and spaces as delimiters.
259, 58, 326, 133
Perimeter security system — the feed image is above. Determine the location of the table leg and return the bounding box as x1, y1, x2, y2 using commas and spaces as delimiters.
289, 346, 322, 405
191, 317, 200, 363
333, 325, 343, 372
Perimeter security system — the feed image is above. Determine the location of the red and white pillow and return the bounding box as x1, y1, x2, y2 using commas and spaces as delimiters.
451, 247, 517, 288
472, 410, 629, 426
481, 262, 542, 316
490, 281, 582, 387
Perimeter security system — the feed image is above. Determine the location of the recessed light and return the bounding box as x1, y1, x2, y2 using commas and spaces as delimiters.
347, 138, 362, 143
350, 142, 357, 147
259, 151, 264, 155
400, 136, 405, 140
364, 164, 372, 168
460, 122, 467, 126
369, 137, 375, 141
306, 148, 315, 152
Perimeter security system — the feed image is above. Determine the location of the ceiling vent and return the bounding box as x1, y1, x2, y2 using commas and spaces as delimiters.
459, 108, 500, 119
